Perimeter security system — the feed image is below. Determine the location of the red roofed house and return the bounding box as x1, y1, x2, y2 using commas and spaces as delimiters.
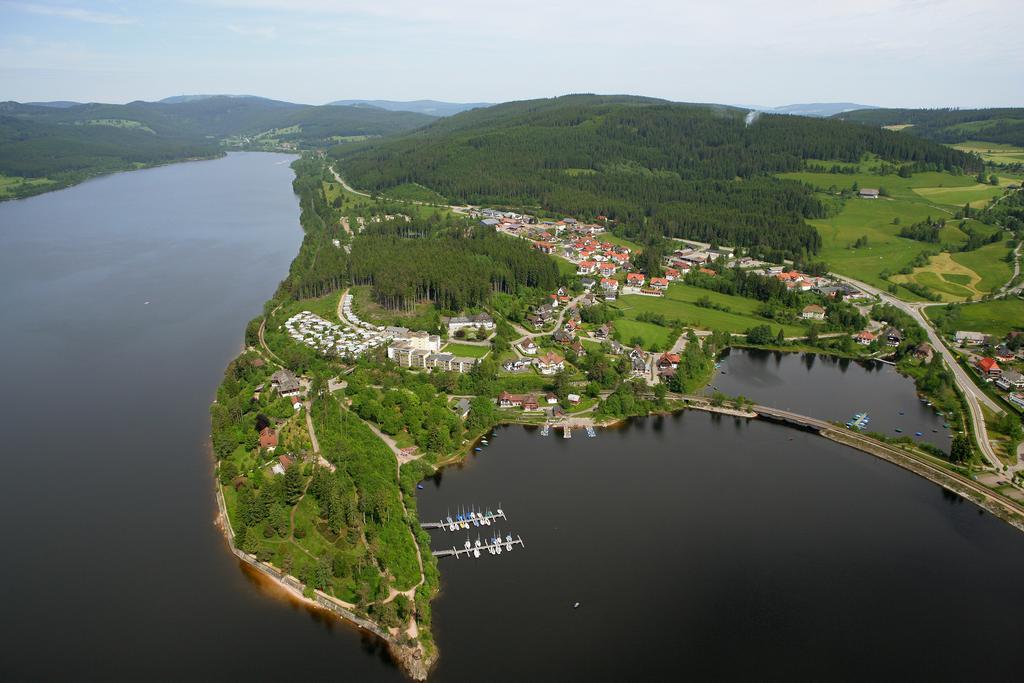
650, 277, 669, 290
576, 260, 597, 275
626, 273, 646, 286
598, 263, 617, 277
977, 357, 1001, 377
664, 268, 681, 281
658, 352, 680, 370
854, 330, 876, 345
259, 427, 278, 449
534, 241, 555, 254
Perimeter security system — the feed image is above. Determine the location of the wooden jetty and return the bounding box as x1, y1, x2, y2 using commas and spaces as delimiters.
421, 509, 507, 530
433, 535, 525, 558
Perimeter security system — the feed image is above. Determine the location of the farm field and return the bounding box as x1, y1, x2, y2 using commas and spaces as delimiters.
926, 297, 1024, 339
950, 141, 1024, 166
782, 164, 1015, 301
612, 284, 806, 338
950, 240, 1014, 292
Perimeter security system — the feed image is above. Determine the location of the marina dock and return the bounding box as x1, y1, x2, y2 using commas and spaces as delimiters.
433, 535, 525, 558
421, 509, 507, 530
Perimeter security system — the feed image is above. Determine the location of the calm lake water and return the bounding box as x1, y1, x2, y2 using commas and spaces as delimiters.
419, 417, 1024, 681
3, 155, 1023, 681
0, 154, 402, 682
710, 348, 951, 448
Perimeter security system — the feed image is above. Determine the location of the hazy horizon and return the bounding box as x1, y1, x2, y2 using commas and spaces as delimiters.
1, 0, 1022, 108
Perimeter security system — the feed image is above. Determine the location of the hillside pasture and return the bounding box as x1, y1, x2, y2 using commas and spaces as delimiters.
612, 284, 805, 338
926, 298, 1024, 339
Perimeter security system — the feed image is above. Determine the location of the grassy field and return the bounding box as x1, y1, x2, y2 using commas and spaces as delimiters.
383, 182, 448, 204
950, 141, 1024, 165
0, 173, 58, 199
611, 318, 676, 348
599, 232, 643, 252
926, 298, 1024, 339
950, 239, 1013, 292
441, 342, 490, 358
781, 165, 1014, 301
612, 284, 806, 338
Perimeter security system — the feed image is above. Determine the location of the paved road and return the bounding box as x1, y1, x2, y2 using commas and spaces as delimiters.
830, 273, 1003, 468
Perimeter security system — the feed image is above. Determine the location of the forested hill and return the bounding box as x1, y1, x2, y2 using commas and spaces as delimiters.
331, 95, 976, 257
835, 108, 1024, 146
0, 96, 435, 199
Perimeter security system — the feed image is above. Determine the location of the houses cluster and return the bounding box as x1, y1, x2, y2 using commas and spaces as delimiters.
852, 326, 903, 347
665, 243, 734, 273
955, 330, 1024, 400
284, 310, 389, 358
501, 351, 565, 376
764, 267, 865, 298
385, 329, 477, 373
498, 389, 581, 414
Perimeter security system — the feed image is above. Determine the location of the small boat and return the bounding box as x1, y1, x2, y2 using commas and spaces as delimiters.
915, 432, 923, 437
481, 439, 489, 445
573, 602, 580, 609
464, 537, 471, 551
416, 483, 424, 490
505, 533, 513, 552
898, 411, 904, 415
495, 535, 502, 555
474, 447, 482, 452
447, 516, 455, 532
895, 428, 903, 433
564, 426, 572, 439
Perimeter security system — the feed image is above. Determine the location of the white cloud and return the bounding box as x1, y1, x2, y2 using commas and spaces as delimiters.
3, 1, 139, 25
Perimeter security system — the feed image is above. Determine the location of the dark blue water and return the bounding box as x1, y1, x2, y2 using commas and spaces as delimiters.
710, 348, 951, 448
418, 416, 1024, 681
0, 153, 402, 682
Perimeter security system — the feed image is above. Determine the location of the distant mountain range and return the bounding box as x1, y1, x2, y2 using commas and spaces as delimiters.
328, 99, 493, 117
742, 102, 879, 117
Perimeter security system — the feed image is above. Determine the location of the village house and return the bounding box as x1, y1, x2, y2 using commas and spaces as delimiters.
258, 426, 278, 450
649, 277, 669, 290
884, 327, 903, 347
801, 304, 826, 321
854, 330, 876, 345
518, 339, 538, 355
995, 344, 1015, 362
658, 352, 680, 370
594, 324, 611, 339
626, 272, 646, 287
444, 313, 494, 335
577, 260, 597, 275
534, 241, 555, 254
271, 454, 294, 476
498, 391, 541, 411
664, 267, 681, 281
453, 398, 472, 420
552, 329, 574, 345
977, 357, 1001, 377
858, 188, 880, 199
914, 343, 933, 362
270, 369, 301, 397
639, 287, 665, 297
502, 358, 533, 373
995, 370, 1024, 391
954, 330, 987, 346
546, 392, 559, 405
536, 351, 565, 375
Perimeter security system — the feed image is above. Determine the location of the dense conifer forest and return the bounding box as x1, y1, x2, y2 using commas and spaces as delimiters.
331, 95, 976, 257
835, 107, 1024, 146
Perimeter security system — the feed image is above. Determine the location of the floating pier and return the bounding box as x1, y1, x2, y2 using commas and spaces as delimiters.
421, 509, 507, 530
563, 425, 572, 439
433, 535, 525, 558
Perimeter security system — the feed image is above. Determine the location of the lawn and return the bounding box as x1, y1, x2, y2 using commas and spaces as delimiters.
441, 342, 491, 358
912, 183, 1005, 209
612, 318, 676, 348
612, 283, 806, 337
926, 298, 1024, 339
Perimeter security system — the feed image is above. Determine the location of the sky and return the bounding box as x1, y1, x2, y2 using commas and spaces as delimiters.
1, 0, 1021, 108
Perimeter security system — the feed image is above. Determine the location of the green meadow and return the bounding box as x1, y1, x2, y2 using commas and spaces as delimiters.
612, 283, 806, 339
926, 298, 1024, 339
780, 164, 1015, 301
